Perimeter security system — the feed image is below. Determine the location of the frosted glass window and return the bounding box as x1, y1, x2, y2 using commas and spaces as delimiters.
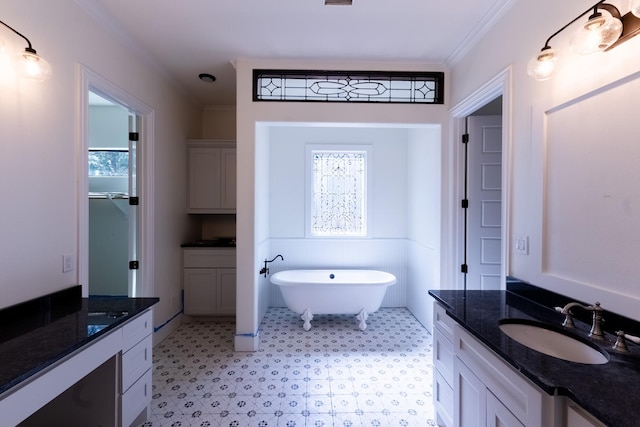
311, 150, 367, 236
89, 149, 129, 176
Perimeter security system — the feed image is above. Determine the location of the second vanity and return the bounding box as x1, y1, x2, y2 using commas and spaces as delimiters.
430, 282, 640, 427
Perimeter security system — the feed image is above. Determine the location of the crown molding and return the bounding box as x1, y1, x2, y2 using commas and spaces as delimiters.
446, 0, 520, 68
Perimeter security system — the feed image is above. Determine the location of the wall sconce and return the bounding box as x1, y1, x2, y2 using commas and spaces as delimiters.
528, 1, 640, 81
0, 20, 52, 81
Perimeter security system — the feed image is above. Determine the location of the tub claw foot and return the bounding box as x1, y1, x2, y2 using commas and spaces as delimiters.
301, 309, 314, 331
356, 309, 369, 331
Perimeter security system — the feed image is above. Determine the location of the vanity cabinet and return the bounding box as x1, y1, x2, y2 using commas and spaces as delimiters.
433, 302, 455, 427
11, 307, 155, 427
454, 318, 551, 427
120, 309, 153, 427
564, 401, 606, 427
183, 248, 236, 315
434, 302, 553, 427
186, 139, 236, 213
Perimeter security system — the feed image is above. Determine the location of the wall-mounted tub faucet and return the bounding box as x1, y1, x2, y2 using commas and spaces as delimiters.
554, 301, 605, 340
260, 254, 284, 277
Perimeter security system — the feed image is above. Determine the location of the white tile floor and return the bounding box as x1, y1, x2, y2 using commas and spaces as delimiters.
140, 307, 437, 427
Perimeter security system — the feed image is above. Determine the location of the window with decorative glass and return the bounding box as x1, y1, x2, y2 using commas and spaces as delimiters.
308, 147, 369, 237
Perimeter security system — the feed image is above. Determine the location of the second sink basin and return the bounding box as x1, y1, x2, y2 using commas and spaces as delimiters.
498, 319, 609, 364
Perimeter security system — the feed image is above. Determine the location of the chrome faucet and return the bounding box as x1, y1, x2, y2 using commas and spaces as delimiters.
554, 301, 605, 340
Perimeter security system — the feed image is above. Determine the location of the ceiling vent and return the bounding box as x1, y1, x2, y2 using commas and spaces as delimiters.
325, 0, 352, 5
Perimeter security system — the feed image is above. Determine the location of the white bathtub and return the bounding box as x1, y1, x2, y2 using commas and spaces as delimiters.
270, 269, 397, 330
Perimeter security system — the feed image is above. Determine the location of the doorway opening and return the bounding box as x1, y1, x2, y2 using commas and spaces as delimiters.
88, 91, 138, 296
446, 67, 512, 292
78, 65, 155, 298
464, 99, 502, 290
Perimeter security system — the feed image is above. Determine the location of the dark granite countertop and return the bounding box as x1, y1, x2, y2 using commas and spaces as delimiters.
181, 238, 236, 248
0, 286, 158, 396
429, 284, 640, 427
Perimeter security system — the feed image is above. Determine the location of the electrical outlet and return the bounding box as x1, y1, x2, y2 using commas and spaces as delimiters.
62, 254, 74, 273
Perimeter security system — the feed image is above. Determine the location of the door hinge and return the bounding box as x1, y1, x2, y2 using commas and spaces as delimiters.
129, 196, 139, 206
129, 260, 139, 270
460, 264, 468, 273
462, 133, 469, 144
129, 132, 139, 141
461, 199, 469, 209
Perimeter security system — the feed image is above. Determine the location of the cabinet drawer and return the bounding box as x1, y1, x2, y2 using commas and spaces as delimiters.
122, 335, 153, 392
183, 249, 236, 268
434, 370, 454, 427
121, 368, 152, 427
122, 309, 152, 352
434, 328, 454, 387
434, 302, 455, 339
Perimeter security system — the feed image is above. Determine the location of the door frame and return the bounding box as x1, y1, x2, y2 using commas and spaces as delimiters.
78, 64, 155, 298
443, 67, 512, 291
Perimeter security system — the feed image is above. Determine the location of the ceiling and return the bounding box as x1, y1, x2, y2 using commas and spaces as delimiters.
77, 0, 517, 106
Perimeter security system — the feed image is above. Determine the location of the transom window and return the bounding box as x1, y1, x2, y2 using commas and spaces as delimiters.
254, 69, 444, 104
308, 147, 370, 237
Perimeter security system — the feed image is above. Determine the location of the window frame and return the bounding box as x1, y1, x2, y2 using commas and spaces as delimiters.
254, 69, 444, 104
305, 144, 373, 238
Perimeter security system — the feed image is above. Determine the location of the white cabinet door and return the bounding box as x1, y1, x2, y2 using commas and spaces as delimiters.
487, 391, 524, 427
186, 140, 236, 213
187, 146, 221, 212
183, 268, 217, 315
216, 268, 236, 314
435, 370, 454, 427
220, 148, 236, 210
454, 358, 487, 427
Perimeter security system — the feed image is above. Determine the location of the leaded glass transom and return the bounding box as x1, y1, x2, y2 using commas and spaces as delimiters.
311, 150, 366, 236
254, 70, 444, 104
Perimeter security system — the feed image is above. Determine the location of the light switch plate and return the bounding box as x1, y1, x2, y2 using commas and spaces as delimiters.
514, 235, 529, 255
63, 254, 74, 273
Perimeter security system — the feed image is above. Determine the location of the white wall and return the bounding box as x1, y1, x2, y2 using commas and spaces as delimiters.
266, 125, 427, 311
235, 58, 448, 350
406, 126, 441, 329
268, 125, 408, 238
0, 1, 201, 341
451, 0, 640, 320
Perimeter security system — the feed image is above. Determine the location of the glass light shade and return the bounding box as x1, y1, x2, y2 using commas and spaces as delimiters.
570, 14, 623, 55
632, 0, 640, 18
17, 49, 52, 81
527, 48, 560, 81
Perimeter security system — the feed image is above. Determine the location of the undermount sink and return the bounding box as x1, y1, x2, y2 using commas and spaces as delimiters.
498, 319, 609, 364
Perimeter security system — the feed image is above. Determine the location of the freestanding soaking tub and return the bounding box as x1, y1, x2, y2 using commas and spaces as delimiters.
270, 269, 397, 330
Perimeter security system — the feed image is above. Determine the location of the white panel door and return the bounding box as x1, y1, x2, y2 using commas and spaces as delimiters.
454, 358, 487, 427
467, 116, 502, 290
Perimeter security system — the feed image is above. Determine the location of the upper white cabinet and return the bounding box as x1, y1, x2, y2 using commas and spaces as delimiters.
187, 140, 236, 213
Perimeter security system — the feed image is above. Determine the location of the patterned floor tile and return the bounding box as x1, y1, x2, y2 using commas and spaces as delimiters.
137, 308, 436, 427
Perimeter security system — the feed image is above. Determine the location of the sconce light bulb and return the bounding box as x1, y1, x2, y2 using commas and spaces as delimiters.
570, 14, 622, 54
18, 49, 52, 81
527, 48, 560, 81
